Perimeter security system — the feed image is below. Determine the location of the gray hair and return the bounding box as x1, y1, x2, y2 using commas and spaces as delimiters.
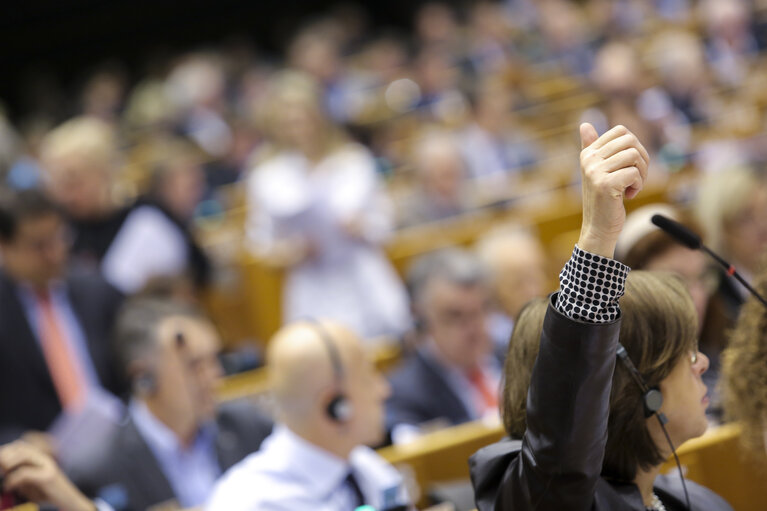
114, 298, 202, 375
407, 248, 489, 306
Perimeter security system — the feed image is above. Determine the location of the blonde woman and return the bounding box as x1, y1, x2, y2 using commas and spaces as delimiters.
246, 71, 409, 340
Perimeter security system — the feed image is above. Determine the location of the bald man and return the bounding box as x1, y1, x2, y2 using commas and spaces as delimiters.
206, 321, 410, 511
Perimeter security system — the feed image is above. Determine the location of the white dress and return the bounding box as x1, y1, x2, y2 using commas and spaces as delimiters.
246, 143, 410, 339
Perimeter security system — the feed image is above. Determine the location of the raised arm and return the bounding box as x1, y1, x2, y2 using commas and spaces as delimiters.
480, 124, 648, 511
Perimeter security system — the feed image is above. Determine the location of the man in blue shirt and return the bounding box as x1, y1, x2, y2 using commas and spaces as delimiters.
68, 299, 273, 510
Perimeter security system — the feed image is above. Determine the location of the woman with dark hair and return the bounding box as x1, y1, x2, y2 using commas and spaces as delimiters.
470, 124, 732, 510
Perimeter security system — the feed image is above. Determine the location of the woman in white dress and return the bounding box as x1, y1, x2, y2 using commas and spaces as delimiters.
246, 71, 410, 340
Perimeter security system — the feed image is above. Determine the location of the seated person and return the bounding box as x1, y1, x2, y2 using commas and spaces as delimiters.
387, 249, 499, 444
497, 297, 548, 439
207, 320, 410, 511
617, 204, 721, 420
69, 298, 273, 510
40, 116, 210, 294
475, 227, 548, 355
0, 189, 124, 444
470, 124, 732, 510
397, 131, 470, 228
720, 269, 767, 458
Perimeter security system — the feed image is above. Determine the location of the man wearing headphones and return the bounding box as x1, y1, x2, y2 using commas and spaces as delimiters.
67, 299, 273, 511
206, 320, 411, 511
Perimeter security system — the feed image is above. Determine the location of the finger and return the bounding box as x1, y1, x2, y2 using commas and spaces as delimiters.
588, 124, 630, 151
609, 166, 643, 197
580, 122, 599, 149
602, 147, 645, 174
3, 466, 45, 493
597, 133, 647, 164
0, 443, 45, 473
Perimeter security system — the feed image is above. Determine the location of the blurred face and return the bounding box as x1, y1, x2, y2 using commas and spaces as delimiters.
342, 346, 391, 447
492, 245, 547, 320
422, 278, 492, 370
651, 350, 710, 449
45, 154, 111, 219
275, 101, 323, 153
158, 160, 205, 222
724, 186, 767, 274
422, 153, 463, 200
0, 214, 69, 287
645, 247, 712, 332
150, 316, 223, 430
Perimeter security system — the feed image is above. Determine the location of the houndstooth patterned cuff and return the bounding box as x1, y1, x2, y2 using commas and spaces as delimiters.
555, 245, 629, 323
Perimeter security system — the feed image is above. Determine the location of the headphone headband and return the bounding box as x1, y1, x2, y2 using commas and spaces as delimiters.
303, 319, 352, 422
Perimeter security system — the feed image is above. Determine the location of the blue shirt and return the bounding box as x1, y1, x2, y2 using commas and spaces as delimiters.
130, 400, 221, 508
207, 425, 409, 511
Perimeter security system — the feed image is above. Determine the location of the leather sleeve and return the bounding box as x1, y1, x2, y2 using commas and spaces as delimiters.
494, 294, 621, 511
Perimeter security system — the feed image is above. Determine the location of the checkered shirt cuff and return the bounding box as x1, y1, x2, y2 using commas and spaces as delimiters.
555, 245, 630, 323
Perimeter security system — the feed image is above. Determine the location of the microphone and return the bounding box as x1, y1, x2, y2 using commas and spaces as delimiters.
651, 214, 767, 309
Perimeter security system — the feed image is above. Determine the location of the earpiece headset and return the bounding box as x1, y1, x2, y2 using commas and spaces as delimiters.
616, 342, 691, 511
131, 331, 189, 397
616, 344, 665, 421
305, 320, 353, 423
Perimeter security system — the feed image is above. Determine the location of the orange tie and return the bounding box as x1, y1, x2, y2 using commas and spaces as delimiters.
36, 292, 87, 412
468, 368, 498, 415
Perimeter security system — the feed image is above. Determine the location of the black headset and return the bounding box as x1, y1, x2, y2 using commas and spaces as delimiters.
616, 342, 691, 511
306, 320, 353, 423
132, 332, 189, 397
616, 343, 666, 422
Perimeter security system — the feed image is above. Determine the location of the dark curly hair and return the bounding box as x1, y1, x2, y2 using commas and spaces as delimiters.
721, 270, 767, 459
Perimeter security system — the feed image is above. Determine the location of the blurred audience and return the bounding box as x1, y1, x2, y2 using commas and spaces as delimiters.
694, 167, 767, 405
69, 299, 273, 510
0, 189, 124, 444
475, 226, 548, 355
387, 249, 498, 444
397, 130, 470, 228
1, 0, 767, 501
207, 320, 410, 511
460, 75, 539, 185
246, 71, 409, 340
39, 116, 210, 294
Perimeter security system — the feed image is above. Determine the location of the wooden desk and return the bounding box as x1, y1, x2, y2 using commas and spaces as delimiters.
377, 420, 505, 507
660, 423, 767, 511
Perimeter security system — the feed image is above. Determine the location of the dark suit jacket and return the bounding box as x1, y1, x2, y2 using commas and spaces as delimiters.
386, 349, 473, 433
0, 269, 124, 444
470, 296, 733, 511
70, 400, 273, 511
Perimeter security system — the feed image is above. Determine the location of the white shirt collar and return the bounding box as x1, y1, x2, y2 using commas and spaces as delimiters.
267, 425, 351, 498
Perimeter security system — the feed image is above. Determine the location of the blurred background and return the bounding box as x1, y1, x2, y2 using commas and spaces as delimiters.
2, 0, 767, 363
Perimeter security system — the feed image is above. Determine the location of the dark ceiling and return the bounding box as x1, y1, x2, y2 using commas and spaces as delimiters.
0, 0, 433, 119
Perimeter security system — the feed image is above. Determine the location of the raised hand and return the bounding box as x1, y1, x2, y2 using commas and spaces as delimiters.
577, 123, 649, 258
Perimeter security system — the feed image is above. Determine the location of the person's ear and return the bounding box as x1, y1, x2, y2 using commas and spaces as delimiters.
128, 361, 157, 396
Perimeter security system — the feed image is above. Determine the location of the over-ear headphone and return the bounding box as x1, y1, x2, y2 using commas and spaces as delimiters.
616, 343, 666, 422
306, 320, 353, 423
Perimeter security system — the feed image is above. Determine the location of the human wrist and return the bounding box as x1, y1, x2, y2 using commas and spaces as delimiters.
577, 228, 618, 259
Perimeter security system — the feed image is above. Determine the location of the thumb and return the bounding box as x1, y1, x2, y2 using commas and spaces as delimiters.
580, 122, 599, 149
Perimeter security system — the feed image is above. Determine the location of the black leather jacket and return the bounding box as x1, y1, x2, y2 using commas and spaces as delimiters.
469, 295, 733, 510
